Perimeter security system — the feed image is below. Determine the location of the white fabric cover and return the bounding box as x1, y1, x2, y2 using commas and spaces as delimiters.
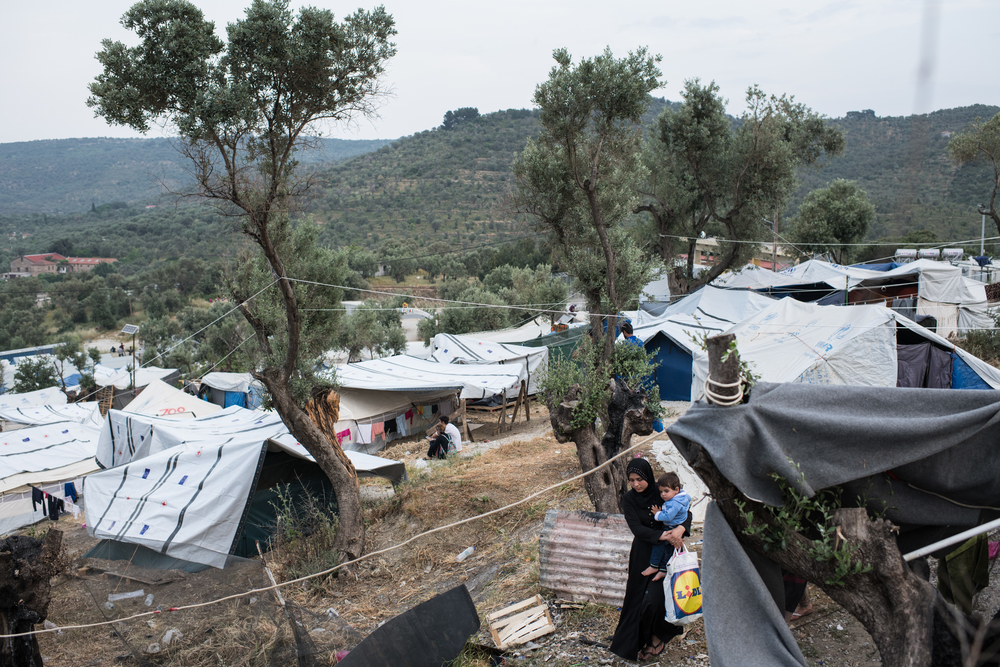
331, 355, 525, 399
96, 407, 286, 469
623, 286, 776, 353
85, 406, 408, 568
425, 334, 547, 394
94, 364, 178, 390
0, 386, 67, 409
466, 317, 587, 344
691, 300, 898, 398
711, 264, 804, 290
200, 372, 254, 393
0, 421, 102, 494
0, 402, 103, 428
123, 379, 223, 419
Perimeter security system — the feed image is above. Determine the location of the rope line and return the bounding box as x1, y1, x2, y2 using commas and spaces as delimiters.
5, 430, 666, 639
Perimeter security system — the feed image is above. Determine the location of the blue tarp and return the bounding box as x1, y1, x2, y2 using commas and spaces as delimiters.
223, 391, 247, 408
952, 354, 993, 390
646, 331, 694, 401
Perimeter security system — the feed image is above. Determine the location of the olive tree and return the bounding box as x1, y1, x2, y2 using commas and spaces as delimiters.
88, 0, 396, 561
948, 113, 1000, 239
508, 47, 661, 512
790, 179, 876, 264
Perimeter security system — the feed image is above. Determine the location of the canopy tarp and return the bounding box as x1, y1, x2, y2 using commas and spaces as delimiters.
201, 372, 254, 393
94, 364, 179, 390
123, 378, 223, 420
0, 386, 67, 409
0, 402, 103, 428
425, 333, 548, 394
331, 355, 525, 399
334, 387, 457, 454
668, 383, 1000, 665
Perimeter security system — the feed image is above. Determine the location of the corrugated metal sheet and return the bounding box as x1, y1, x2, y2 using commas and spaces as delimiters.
538, 510, 632, 606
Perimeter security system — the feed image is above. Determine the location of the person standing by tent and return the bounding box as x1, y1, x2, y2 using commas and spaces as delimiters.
620, 322, 642, 347
610, 457, 692, 661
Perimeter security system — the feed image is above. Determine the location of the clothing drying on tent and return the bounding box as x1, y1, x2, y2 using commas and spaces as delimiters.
0, 420, 101, 533
334, 388, 457, 454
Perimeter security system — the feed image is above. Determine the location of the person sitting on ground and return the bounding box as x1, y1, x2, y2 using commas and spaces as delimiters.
642, 472, 691, 581
425, 423, 450, 460
439, 415, 463, 454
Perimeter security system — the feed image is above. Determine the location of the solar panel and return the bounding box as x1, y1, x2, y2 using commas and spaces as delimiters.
121, 324, 140, 335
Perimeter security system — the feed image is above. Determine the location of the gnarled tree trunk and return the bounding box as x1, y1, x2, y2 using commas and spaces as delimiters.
549, 379, 654, 513
0, 529, 62, 667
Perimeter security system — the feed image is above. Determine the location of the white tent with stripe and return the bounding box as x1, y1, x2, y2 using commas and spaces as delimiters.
332, 355, 525, 399
84, 406, 407, 570
122, 378, 224, 420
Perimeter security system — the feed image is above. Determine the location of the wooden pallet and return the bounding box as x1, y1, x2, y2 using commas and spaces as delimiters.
462, 380, 531, 440
487, 594, 555, 650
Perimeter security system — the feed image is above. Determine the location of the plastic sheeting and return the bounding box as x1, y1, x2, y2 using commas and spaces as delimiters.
201, 372, 254, 393
0, 386, 67, 409
690, 300, 898, 398
0, 421, 102, 494
331, 355, 525, 399
93, 364, 179, 390
426, 333, 548, 395
123, 379, 224, 419
0, 402, 103, 428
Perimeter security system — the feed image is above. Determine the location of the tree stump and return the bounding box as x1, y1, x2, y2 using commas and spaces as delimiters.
0, 529, 63, 667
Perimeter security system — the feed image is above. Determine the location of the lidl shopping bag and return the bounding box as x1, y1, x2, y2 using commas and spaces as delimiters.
664, 544, 703, 625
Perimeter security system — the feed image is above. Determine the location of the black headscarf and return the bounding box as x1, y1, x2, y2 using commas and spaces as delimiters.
625, 457, 658, 506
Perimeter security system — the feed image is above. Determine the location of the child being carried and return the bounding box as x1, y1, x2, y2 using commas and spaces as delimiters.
642, 472, 691, 581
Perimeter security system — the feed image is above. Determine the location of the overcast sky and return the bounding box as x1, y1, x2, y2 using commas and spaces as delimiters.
2, 0, 997, 145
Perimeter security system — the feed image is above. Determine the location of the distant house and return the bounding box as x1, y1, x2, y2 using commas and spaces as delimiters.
8, 253, 116, 277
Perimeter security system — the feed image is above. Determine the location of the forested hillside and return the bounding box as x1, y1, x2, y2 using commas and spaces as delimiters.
2, 101, 998, 266
0, 137, 391, 215
793, 104, 999, 241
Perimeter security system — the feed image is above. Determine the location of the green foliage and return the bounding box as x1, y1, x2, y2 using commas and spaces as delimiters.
441, 107, 480, 130
510, 46, 661, 367
334, 299, 406, 361
789, 179, 876, 264
539, 336, 661, 432
958, 310, 1000, 365
11, 356, 61, 394
638, 79, 844, 292
948, 112, 1000, 235
270, 484, 339, 589
734, 461, 872, 586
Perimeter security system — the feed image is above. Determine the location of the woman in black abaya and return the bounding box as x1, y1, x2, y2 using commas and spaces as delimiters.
610, 458, 692, 661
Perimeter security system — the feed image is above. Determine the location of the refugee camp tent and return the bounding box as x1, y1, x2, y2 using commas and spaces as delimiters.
334, 387, 458, 454
424, 333, 549, 394
0, 402, 103, 429
93, 365, 181, 410
84, 408, 407, 570
0, 420, 100, 533
0, 386, 67, 409
122, 378, 223, 419
621, 286, 777, 401
668, 382, 1000, 666
333, 355, 525, 399
688, 298, 1000, 399
200, 372, 263, 409
715, 259, 991, 336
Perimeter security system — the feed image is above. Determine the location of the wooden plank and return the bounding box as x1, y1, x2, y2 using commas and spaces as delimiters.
504, 614, 549, 643
462, 397, 470, 442
486, 594, 542, 621
493, 607, 543, 635
511, 380, 524, 424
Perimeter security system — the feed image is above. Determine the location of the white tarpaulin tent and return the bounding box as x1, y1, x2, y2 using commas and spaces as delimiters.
331, 355, 525, 399
425, 333, 548, 394
94, 364, 179, 391
123, 379, 223, 420
201, 372, 254, 393
199, 372, 262, 409
85, 407, 407, 569
335, 388, 457, 454
0, 402, 103, 429
0, 386, 67, 409
96, 407, 286, 469
0, 421, 101, 533
714, 259, 991, 336
689, 298, 1000, 399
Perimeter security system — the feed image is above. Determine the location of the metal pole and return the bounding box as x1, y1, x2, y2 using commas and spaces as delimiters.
982, 211, 987, 257
903, 515, 1000, 562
